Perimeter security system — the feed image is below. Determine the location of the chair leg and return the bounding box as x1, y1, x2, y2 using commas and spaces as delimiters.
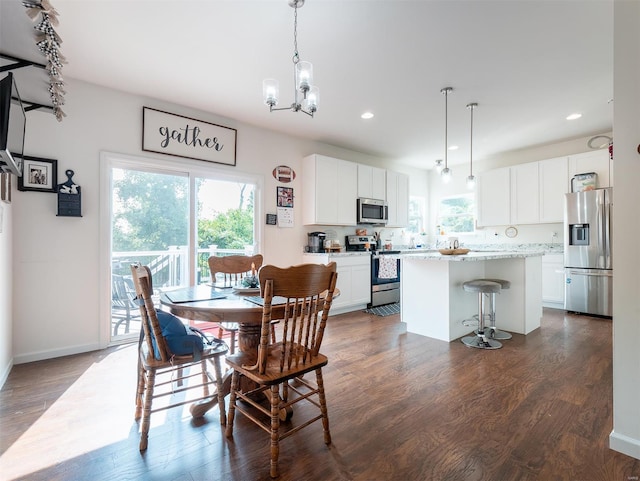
315, 368, 331, 445
139, 369, 156, 452
134, 361, 145, 421
229, 331, 236, 355
270, 383, 281, 479
225, 370, 239, 437
200, 360, 210, 397
212, 357, 226, 425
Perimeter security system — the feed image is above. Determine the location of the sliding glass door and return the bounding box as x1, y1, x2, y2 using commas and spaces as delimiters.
104, 153, 260, 343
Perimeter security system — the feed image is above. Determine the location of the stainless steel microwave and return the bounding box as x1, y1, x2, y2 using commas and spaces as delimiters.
357, 197, 388, 224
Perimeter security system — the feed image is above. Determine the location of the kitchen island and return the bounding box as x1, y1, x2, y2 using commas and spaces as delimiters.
401, 251, 543, 342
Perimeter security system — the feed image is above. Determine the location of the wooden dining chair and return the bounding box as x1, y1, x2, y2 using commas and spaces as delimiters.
130, 264, 228, 451
225, 262, 338, 478
208, 254, 276, 353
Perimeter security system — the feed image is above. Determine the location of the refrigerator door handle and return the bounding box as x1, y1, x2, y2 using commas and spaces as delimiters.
604, 201, 612, 268
567, 269, 613, 277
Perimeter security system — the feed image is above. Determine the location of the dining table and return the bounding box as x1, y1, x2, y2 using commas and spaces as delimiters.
159, 284, 338, 419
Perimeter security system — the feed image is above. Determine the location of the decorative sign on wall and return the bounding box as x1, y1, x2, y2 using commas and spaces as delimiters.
57, 169, 82, 217
142, 107, 237, 166
272, 165, 295, 183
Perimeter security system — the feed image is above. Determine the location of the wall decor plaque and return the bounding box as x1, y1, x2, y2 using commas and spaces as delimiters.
272, 165, 295, 183
142, 107, 237, 166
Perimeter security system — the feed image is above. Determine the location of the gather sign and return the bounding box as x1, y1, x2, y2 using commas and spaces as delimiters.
142, 107, 237, 166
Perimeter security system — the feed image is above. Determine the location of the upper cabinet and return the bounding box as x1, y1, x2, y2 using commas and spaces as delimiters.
568, 149, 611, 189
539, 156, 568, 223
510, 161, 540, 225
477, 167, 511, 227
357, 164, 387, 200
477, 155, 570, 226
386, 170, 409, 227
302, 154, 358, 226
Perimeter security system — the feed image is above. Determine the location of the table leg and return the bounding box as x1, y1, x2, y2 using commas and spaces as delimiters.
190, 323, 261, 419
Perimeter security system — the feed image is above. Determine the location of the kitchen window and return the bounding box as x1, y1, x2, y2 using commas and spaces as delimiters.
437, 193, 475, 234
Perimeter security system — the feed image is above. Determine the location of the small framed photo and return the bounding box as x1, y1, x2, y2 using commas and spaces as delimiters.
18, 156, 58, 193
277, 186, 294, 208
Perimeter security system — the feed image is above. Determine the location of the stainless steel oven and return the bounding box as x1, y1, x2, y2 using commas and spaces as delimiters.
370, 251, 400, 307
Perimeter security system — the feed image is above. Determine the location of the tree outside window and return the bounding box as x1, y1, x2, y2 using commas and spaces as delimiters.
437, 193, 475, 234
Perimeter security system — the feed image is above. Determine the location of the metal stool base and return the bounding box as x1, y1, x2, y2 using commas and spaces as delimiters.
461, 335, 502, 350
487, 328, 512, 340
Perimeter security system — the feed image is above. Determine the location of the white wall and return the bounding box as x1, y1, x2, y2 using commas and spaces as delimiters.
0, 197, 12, 387
610, 0, 640, 460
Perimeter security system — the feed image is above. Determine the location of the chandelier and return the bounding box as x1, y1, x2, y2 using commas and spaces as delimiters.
263, 0, 319, 117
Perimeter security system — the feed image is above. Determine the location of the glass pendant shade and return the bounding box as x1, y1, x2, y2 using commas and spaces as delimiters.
295, 61, 313, 93
304, 86, 319, 112
435, 159, 443, 172
466, 174, 476, 190
263, 79, 279, 107
441, 167, 452, 183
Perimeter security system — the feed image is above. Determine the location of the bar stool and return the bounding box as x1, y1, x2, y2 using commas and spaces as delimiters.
477, 278, 512, 340
461, 280, 502, 349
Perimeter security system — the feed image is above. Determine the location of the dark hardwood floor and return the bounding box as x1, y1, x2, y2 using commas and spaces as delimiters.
1, 308, 639, 481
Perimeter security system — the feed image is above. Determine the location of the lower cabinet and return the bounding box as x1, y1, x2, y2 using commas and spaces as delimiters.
542, 253, 565, 309
302, 253, 371, 314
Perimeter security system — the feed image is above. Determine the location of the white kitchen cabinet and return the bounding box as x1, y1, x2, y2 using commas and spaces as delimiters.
477, 167, 511, 227
302, 154, 358, 226
302, 253, 371, 314
541, 253, 565, 309
357, 164, 387, 200
539, 156, 568, 223
386, 170, 409, 227
510, 161, 540, 225
568, 149, 611, 189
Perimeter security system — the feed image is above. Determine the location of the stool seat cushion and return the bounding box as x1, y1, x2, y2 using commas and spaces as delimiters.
477, 278, 511, 289
463, 280, 502, 294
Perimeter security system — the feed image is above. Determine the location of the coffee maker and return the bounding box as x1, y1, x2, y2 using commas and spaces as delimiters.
307, 232, 326, 253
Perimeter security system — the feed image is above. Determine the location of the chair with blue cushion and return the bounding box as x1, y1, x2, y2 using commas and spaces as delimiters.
130, 264, 228, 451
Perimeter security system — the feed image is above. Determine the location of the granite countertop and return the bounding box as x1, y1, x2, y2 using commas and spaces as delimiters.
401, 250, 544, 261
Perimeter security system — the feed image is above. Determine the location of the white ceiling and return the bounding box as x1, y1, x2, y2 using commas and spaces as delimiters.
0, 0, 613, 170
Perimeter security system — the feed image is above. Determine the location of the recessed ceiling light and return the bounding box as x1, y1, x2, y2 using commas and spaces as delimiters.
566, 113, 582, 120
448, 145, 459, 151
361, 112, 374, 119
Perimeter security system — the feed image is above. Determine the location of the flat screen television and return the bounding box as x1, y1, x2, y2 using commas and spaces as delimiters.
0, 72, 26, 177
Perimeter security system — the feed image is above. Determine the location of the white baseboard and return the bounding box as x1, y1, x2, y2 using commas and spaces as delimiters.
13, 342, 102, 365
0, 358, 13, 390
542, 301, 564, 310
610, 430, 640, 460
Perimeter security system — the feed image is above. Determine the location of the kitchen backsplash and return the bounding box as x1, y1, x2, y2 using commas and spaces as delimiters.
306, 224, 564, 253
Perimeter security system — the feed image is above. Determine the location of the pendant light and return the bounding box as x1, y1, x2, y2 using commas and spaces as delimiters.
440, 87, 453, 183
263, 0, 319, 117
466, 102, 477, 189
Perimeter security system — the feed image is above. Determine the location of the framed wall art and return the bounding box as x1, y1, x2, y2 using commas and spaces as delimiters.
143, 107, 237, 166
277, 186, 294, 208
18, 156, 58, 193
1, 173, 11, 203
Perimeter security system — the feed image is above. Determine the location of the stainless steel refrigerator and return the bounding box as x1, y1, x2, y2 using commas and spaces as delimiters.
564, 187, 613, 316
